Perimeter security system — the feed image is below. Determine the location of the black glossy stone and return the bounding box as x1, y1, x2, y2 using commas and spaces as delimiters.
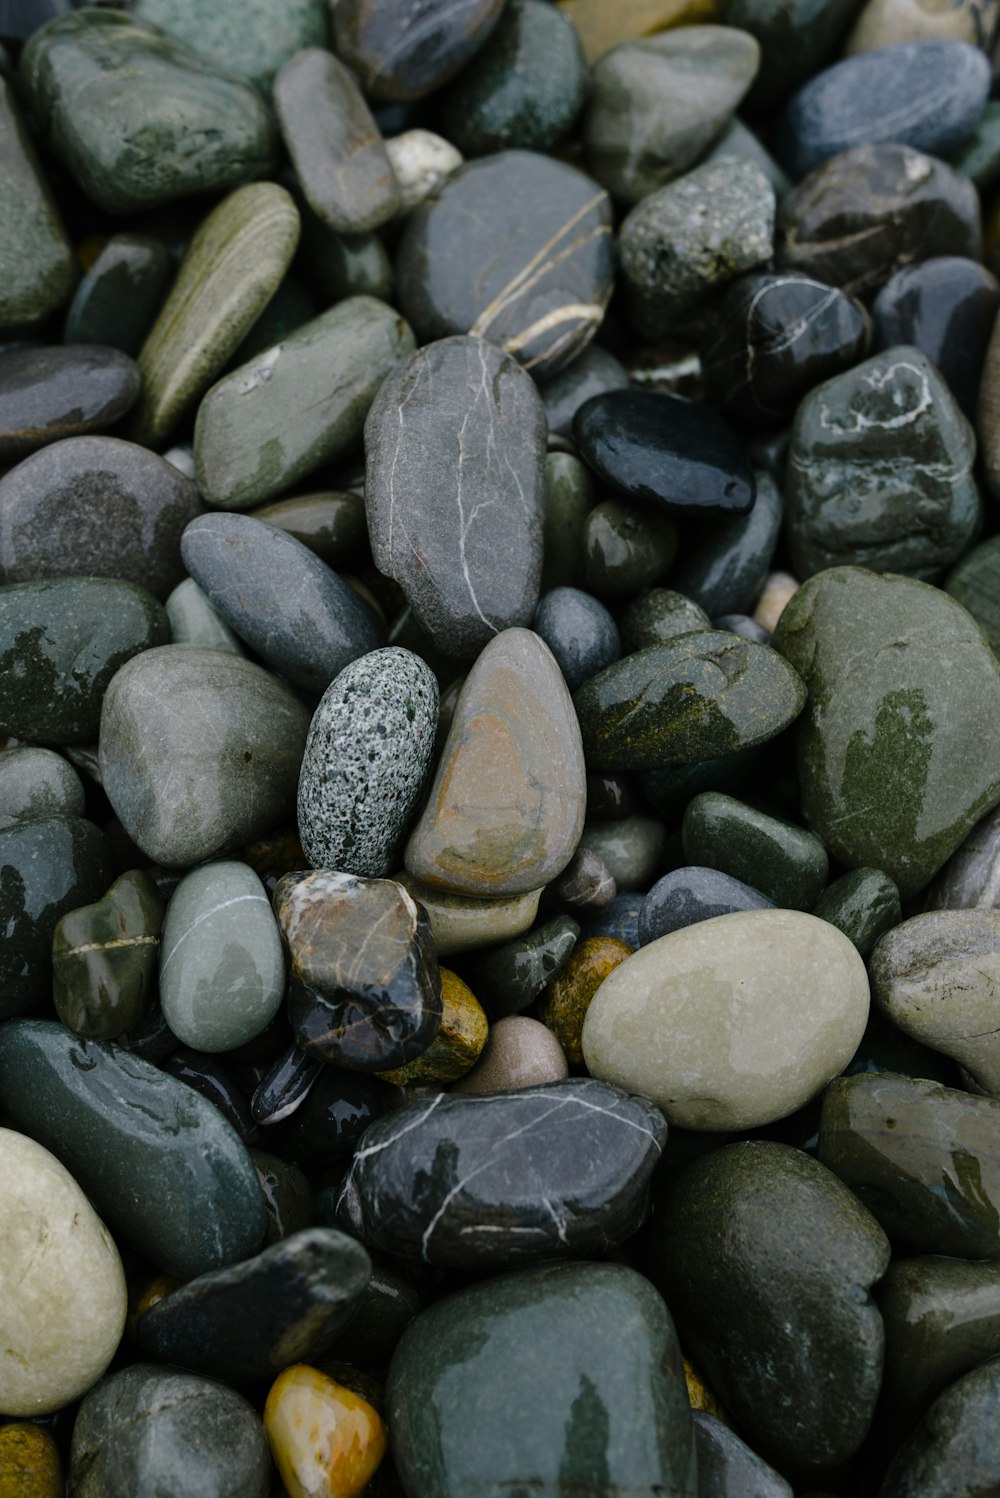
337, 1078, 666, 1268
163, 1048, 257, 1144
549, 846, 617, 912
270, 1063, 393, 1168
880, 1358, 1000, 1498
0, 345, 140, 460
638, 866, 773, 946
325, 1260, 421, 1365
532, 586, 621, 690
878, 1256, 1000, 1423
670, 470, 783, 619
333, 0, 505, 102
63, 232, 172, 356
250, 1042, 324, 1126
537, 343, 628, 439
249, 1148, 312, 1247
716, 0, 863, 116
464, 913, 580, 1021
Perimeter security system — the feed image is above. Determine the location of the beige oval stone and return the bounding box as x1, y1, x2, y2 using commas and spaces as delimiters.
397, 873, 541, 956
1, 1129, 126, 1415
582, 909, 869, 1130
405, 628, 586, 897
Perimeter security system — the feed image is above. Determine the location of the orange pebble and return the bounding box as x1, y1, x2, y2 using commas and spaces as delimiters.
264, 1364, 387, 1498
538, 935, 633, 1062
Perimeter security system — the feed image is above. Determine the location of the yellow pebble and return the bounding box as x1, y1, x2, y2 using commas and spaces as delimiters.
0, 1424, 63, 1498
377, 968, 488, 1085
683, 1357, 726, 1420
264, 1364, 387, 1498
538, 935, 633, 1063
753, 570, 800, 634
557, 0, 715, 62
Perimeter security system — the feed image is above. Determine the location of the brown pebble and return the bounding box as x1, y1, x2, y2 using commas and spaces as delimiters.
538, 935, 633, 1063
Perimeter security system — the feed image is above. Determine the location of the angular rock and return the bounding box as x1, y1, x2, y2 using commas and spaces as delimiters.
53, 870, 164, 1041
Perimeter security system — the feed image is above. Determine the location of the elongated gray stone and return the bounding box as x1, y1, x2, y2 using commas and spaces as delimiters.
0, 77, 77, 330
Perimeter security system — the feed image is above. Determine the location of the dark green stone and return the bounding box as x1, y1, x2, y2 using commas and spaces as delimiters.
320, 1260, 422, 1366
249, 490, 368, 567
227, 272, 316, 369
0, 816, 111, 1019
63, 234, 172, 357
0, 745, 84, 830
0, 1018, 267, 1278
52, 869, 165, 1040
682, 790, 828, 910
880, 1358, 1000, 1498
579, 498, 677, 597
0, 345, 141, 460
295, 198, 394, 306
250, 1147, 313, 1246
878, 1255, 1000, 1421
387, 1262, 696, 1498
640, 742, 773, 820
0, 578, 169, 745
541, 451, 595, 591
0, 76, 76, 331
573, 631, 806, 771
465, 913, 580, 1020
620, 589, 712, 653
946, 534, 1000, 655
812, 867, 902, 956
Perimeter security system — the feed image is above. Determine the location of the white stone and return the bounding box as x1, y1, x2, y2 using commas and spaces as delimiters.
582, 908, 869, 1130
386, 129, 463, 216
0, 1129, 126, 1416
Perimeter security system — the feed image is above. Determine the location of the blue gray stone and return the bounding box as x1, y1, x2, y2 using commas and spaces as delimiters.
639, 866, 773, 946
670, 471, 783, 619
532, 586, 621, 690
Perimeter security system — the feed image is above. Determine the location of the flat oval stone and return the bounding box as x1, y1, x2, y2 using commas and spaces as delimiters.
880, 1358, 1000, 1498
1, 1128, 125, 1417
638, 865, 772, 944
574, 389, 755, 517
879, 1256, 1000, 1421
0, 1019, 267, 1279
395, 152, 614, 377
0, 77, 76, 330
583, 908, 869, 1129
0, 578, 168, 744
397, 872, 542, 956
365, 336, 546, 659
0, 346, 139, 460
99, 645, 311, 868
195, 297, 414, 511
333, 0, 505, 101
776, 40, 990, 181
264, 1366, 387, 1498
63, 232, 172, 356
131, 0, 327, 90
813, 866, 902, 956
0, 435, 201, 600
466, 913, 579, 1021
773, 567, 1000, 899
682, 790, 829, 909
0, 745, 83, 830
54, 869, 164, 1040
387, 1262, 696, 1498
19, 10, 276, 215
405, 628, 586, 897
336, 1078, 665, 1267
180, 513, 381, 696
573, 632, 806, 770
670, 470, 783, 618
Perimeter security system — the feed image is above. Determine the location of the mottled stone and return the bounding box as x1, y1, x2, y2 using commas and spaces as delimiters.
265, 1365, 387, 1498
538, 934, 633, 1062
334, 0, 505, 101
377, 967, 488, 1085
880, 1358, 1000, 1498
0, 346, 139, 461
466, 913, 579, 1020
813, 866, 902, 955
63, 233, 172, 357
397, 873, 542, 956
0, 77, 75, 331
670, 470, 784, 618
53, 869, 164, 1040
639, 865, 772, 944
579, 498, 678, 597
452, 1014, 568, 1094
132, 0, 327, 89
165, 577, 244, 655
0, 745, 83, 830
620, 590, 711, 653
682, 790, 829, 909
878, 1255, 1000, 1421
0, 1423, 62, 1497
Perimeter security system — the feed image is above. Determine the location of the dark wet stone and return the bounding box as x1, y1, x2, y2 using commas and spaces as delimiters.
0, 346, 140, 460
671, 472, 783, 619
365, 336, 546, 659
0, 435, 201, 600
180, 513, 381, 696
387, 1262, 696, 1498
650, 1140, 890, 1468
776, 144, 981, 302
638, 865, 772, 945
532, 586, 621, 690
337, 1078, 666, 1268
333, 0, 505, 102
693, 1411, 793, 1498
813, 867, 901, 957
541, 450, 595, 591
325, 1261, 421, 1365
579, 812, 666, 892
0, 745, 83, 830
716, 0, 865, 115
295, 203, 393, 307
271, 1064, 393, 1169
0, 577, 168, 744
538, 343, 628, 440
0, 816, 110, 1019
584, 770, 638, 822
275, 870, 443, 1073
879, 1256, 1000, 1423
701, 272, 870, 428
249, 1147, 312, 1246
63, 234, 172, 357
0, 1019, 267, 1277
945, 535, 1000, 655
879, 1358, 1000, 1498
579, 890, 642, 948
0, 76, 76, 331
137, 1228, 370, 1382
464, 913, 580, 1021
619, 591, 711, 653
923, 802, 1000, 911
579, 499, 678, 598
395, 151, 613, 378
164, 1049, 257, 1143
549, 847, 617, 912
682, 790, 829, 909
819, 1072, 1000, 1257
249, 490, 367, 568
717, 612, 771, 642
639, 741, 773, 821
53, 869, 164, 1041
250, 1042, 324, 1127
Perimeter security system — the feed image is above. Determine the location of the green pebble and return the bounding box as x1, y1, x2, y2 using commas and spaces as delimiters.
53, 869, 165, 1040
812, 867, 902, 956
322, 1261, 423, 1365
0, 746, 84, 830
682, 791, 829, 910
541, 451, 594, 591
0, 77, 77, 331
295, 199, 394, 305
465, 913, 580, 1021
951, 99, 1000, 193
946, 534, 1000, 655
620, 589, 711, 652
249, 491, 367, 567
878, 1256, 1000, 1422
165, 577, 245, 655
579, 498, 677, 597
63, 234, 172, 357
580, 814, 667, 891
132, 0, 328, 90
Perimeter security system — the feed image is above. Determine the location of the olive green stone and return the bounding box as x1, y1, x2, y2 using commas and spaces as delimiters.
194, 297, 414, 510
19, 11, 277, 216
63, 234, 172, 357
880, 1357, 1000, 1498
325, 1262, 421, 1366
682, 791, 828, 910
295, 202, 394, 306
0, 578, 169, 745
946, 534, 1000, 655
773, 566, 1000, 899
0, 77, 76, 331
132, 0, 327, 89
819, 1072, 1000, 1258
579, 813, 667, 890
620, 589, 711, 652
0, 746, 84, 831
387, 1262, 697, 1498
131, 184, 300, 449
541, 451, 595, 591
53, 870, 164, 1041
812, 866, 901, 956
879, 1255, 1000, 1422
249, 491, 368, 567
573, 631, 807, 770
165, 577, 245, 655
579, 498, 678, 597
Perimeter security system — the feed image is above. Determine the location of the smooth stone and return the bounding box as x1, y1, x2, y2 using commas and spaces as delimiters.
879, 1358, 1000, 1498
716, 0, 865, 113
165, 576, 244, 655
532, 587, 621, 690
549, 846, 617, 910
337, 1077, 666, 1267
976, 294, 1000, 501
250, 1148, 312, 1246
584, 908, 868, 1129
786, 346, 980, 579
541, 450, 595, 591
579, 498, 678, 597
639, 740, 774, 821
945, 536, 1000, 654
250, 491, 367, 567
295, 205, 393, 304
573, 632, 807, 770
578, 813, 666, 890
451, 1014, 568, 1094
195, 297, 413, 511
693, 1411, 793, 1498
99, 645, 310, 868
871, 910, 1000, 1094
849, 0, 999, 49
0, 1129, 125, 1417
639, 865, 772, 944
924, 803, 1000, 910
574, 388, 756, 517
395, 152, 614, 378
0, 346, 139, 460
670, 470, 784, 618
701, 271, 870, 428
19, 10, 276, 215
137, 1228, 370, 1383
717, 611, 771, 642
0, 435, 200, 599
335, 0, 504, 100
753, 568, 799, 632
465, 914, 579, 1021
584, 26, 760, 203
0, 1020, 267, 1278
0, 577, 168, 747
298, 647, 438, 878
53, 869, 164, 1040
878, 1256, 1000, 1420
682, 790, 829, 909
275, 870, 443, 1073
0, 745, 83, 830
619, 156, 775, 340
377, 967, 488, 1085
388, 1261, 696, 1498
776, 144, 982, 301
538, 345, 629, 441
705, 115, 793, 201
264, 1365, 387, 1498
365, 336, 546, 659
397, 873, 541, 956
0, 816, 110, 1018
438, 0, 587, 157
165, 1048, 255, 1143
63, 233, 172, 356
385, 129, 463, 215
557, 0, 715, 62
773, 566, 1000, 899
813, 866, 902, 956
0, 1424, 62, 1496
538, 934, 633, 1062
579, 891, 642, 947
226, 269, 316, 367
131, 0, 327, 89
0, 77, 75, 331
819, 1072, 1000, 1257
777, 40, 990, 181
272, 1066, 393, 1169
620, 590, 712, 652
180, 513, 380, 696
159, 861, 284, 1053
69, 1364, 270, 1498
406, 628, 586, 897
322, 1262, 421, 1365
651, 1141, 890, 1468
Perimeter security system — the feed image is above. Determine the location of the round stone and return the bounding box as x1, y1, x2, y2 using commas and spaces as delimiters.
452, 1014, 568, 1094
265, 1365, 387, 1498
579, 499, 677, 598
532, 587, 620, 690
0, 747, 83, 831
620, 590, 711, 652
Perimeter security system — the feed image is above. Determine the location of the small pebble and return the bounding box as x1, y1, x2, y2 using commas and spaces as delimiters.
452, 1014, 568, 1093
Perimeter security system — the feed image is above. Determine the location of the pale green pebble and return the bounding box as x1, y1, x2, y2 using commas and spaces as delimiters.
0, 746, 85, 830
165, 578, 245, 655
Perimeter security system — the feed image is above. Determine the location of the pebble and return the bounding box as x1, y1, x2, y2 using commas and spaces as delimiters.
1, 1128, 126, 1416
333, 0, 505, 101
0, 745, 83, 830
538, 343, 629, 439
718, 0, 864, 112
848, 0, 999, 49
878, 1255, 1000, 1421
813, 866, 902, 955
549, 845, 617, 910
265, 1364, 387, 1498
620, 589, 711, 651
682, 790, 829, 909
452, 1014, 568, 1093
578, 811, 667, 889
0, 78, 76, 330
670, 471, 784, 619
924, 803, 1000, 910
376, 967, 488, 1085
0, 346, 139, 460
532, 586, 620, 689
579, 498, 678, 596
638, 865, 773, 944
0, 1423, 63, 1498
946, 540, 1000, 661
880, 1358, 1000, 1498
975, 293, 1000, 500
53, 869, 164, 1040
165, 577, 244, 655
396, 873, 542, 955
63, 232, 172, 356
131, 0, 327, 90
250, 490, 368, 567
466, 913, 580, 1020
752, 569, 799, 632
385, 128, 462, 216
540, 451, 595, 588
693, 1412, 793, 1498
538, 934, 633, 1062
